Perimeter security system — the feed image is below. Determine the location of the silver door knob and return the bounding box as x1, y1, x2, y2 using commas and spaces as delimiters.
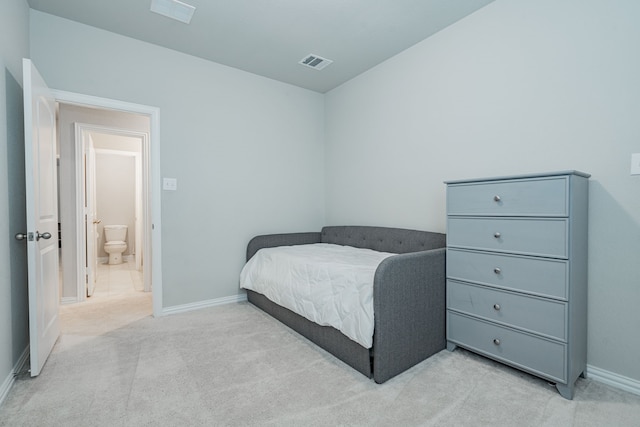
493, 339, 501, 345
493, 195, 501, 202
493, 304, 501, 311
15, 233, 28, 241
494, 267, 502, 274
36, 231, 52, 241
494, 232, 501, 239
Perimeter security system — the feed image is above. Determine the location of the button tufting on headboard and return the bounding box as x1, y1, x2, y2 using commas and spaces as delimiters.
320, 226, 446, 254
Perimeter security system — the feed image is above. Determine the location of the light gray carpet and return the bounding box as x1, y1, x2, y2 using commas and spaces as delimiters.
2, 298, 640, 426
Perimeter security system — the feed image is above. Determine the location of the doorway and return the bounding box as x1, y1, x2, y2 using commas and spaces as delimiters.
53, 90, 163, 317
75, 124, 150, 299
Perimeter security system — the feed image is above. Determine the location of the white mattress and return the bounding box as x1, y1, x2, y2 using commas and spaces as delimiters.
240, 243, 395, 348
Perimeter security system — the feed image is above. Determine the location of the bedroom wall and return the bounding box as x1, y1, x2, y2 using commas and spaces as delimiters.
0, 0, 30, 403
30, 10, 325, 308
325, 0, 640, 383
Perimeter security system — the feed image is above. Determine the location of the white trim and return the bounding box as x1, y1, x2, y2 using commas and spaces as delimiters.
51, 89, 163, 317
0, 346, 30, 407
60, 296, 78, 305
93, 147, 139, 157
15, 346, 30, 375
0, 372, 13, 407
73, 123, 86, 303
587, 365, 640, 396
162, 294, 248, 316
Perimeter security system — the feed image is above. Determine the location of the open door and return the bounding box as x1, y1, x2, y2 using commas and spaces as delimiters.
21, 59, 60, 376
83, 131, 99, 296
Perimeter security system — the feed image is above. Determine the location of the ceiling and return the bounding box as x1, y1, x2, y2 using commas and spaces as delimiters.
26, 0, 494, 93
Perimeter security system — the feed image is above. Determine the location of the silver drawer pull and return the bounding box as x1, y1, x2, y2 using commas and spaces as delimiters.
493, 304, 501, 311
494, 267, 502, 274
494, 232, 501, 239
493, 338, 501, 346
493, 195, 501, 202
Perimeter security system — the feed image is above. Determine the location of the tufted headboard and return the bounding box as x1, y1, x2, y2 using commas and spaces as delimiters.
320, 226, 445, 254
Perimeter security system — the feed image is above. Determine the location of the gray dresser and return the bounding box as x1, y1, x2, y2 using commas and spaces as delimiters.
444, 171, 589, 399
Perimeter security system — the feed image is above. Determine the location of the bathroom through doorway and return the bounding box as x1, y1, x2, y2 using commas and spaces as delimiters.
76, 124, 150, 298
55, 98, 158, 315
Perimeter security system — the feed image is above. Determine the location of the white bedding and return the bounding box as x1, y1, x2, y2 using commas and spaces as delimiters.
240, 243, 395, 348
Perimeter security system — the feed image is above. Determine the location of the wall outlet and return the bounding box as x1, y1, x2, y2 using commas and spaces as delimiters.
163, 177, 177, 191
632, 154, 640, 175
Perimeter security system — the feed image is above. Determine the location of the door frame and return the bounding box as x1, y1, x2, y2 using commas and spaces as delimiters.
53, 89, 163, 317
84, 131, 98, 296
74, 124, 151, 299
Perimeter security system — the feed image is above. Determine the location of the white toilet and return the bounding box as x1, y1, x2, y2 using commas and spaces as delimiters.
104, 225, 128, 265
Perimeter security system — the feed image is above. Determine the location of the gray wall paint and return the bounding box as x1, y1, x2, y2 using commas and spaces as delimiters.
30, 10, 326, 307
0, 0, 30, 393
325, 0, 640, 382
57, 104, 149, 300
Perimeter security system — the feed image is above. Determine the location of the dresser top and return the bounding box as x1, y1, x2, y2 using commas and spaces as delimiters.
444, 170, 590, 184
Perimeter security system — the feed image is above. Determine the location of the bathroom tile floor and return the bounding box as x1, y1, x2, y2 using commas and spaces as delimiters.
93, 259, 144, 296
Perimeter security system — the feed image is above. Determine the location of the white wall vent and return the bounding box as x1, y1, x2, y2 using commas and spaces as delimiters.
299, 54, 333, 71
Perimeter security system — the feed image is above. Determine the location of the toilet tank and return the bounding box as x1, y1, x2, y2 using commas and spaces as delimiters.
104, 225, 128, 242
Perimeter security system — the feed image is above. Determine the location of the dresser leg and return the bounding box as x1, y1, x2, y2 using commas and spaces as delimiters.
555, 382, 575, 400
446, 341, 457, 352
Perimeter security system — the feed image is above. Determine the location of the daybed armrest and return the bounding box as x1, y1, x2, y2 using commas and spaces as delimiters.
246, 232, 322, 261
372, 247, 446, 383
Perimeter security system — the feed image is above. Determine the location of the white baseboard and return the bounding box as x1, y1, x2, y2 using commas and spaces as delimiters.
0, 368, 14, 407
161, 293, 248, 317
587, 364, 640, 396
0, 346, 30, 408
60, 296, 78, 305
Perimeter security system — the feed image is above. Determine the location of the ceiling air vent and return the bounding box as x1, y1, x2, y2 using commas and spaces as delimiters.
299, 54, 333, 71
150, 0, 196, 24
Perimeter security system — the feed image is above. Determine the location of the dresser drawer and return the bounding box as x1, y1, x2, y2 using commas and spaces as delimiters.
447, 280, 567, 340
447, 177, 568, 217
447, 217, 568, 258
447, 312, 566, 382
447, 249, 568, 299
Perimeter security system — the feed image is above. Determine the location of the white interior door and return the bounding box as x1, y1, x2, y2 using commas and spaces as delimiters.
85, 133, 99, 296
22, 58, 60, 377
135, 150, 142, 272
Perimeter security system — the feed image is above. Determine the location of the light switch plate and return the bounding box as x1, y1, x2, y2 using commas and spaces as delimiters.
163, 177, 177, 191
631, 154, 640, 175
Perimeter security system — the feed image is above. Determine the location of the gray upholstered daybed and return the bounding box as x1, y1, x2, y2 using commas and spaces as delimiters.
243, 225, 446, 383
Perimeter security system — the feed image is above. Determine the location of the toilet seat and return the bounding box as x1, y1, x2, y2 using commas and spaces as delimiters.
105, 241, 126, 247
